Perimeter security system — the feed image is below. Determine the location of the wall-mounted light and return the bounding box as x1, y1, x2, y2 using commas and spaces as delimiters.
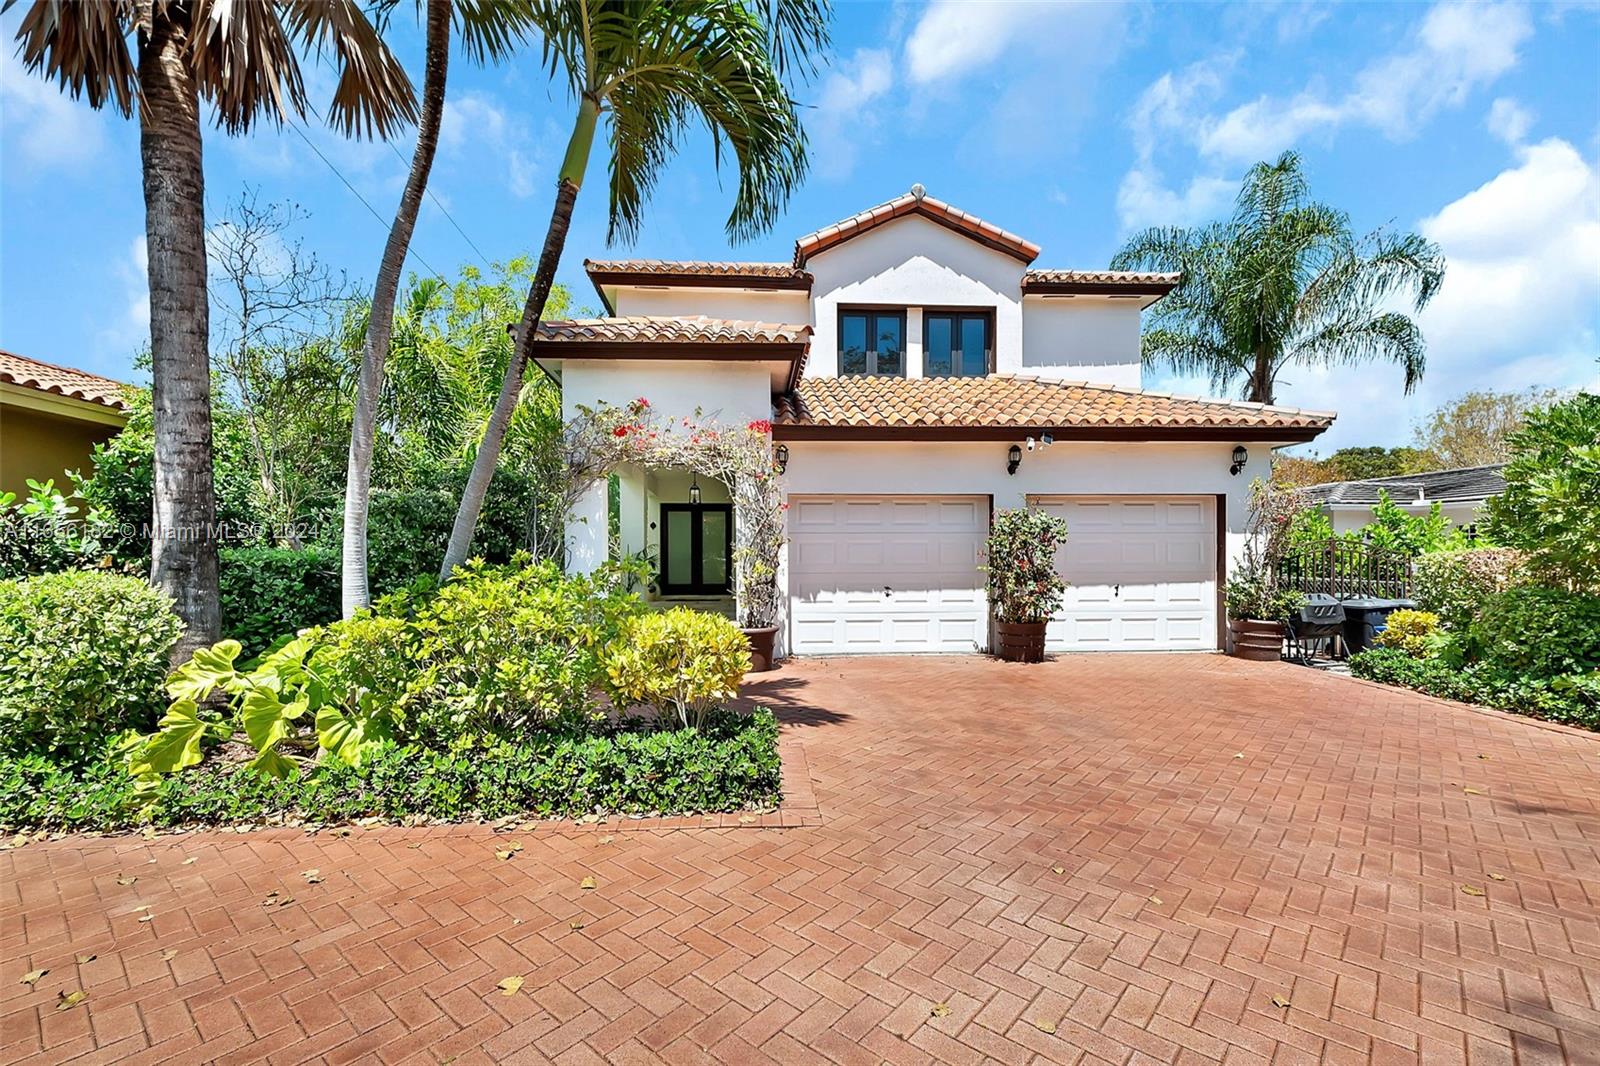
1230, 445, 1248, 476
774, 444, 789, 474
1007, 444, 1022, 476
689, 473, 702, 504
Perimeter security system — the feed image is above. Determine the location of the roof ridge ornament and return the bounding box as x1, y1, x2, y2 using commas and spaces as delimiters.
910, 182, 926, 201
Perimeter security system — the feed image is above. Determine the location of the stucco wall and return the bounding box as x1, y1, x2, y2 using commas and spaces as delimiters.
0, 403, 119, 499
1020, 296, 1143, 388
610, 287, 810, 325
559, 358, 772, 426
1328, 500, 1487, 535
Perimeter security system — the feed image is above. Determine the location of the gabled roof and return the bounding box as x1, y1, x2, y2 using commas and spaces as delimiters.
793, 188, 1041, 267
1023, 269, 1181, 296
530, 316, 812, 391
0, 348, 130, 411
583, 259, 812, 314
1300, 464, 1507, 506
772, 374, 1333, 442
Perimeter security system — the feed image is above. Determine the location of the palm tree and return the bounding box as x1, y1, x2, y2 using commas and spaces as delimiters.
1110, 152, 1446, 405
341, 0, 538, 617
12, 1, 415, 662
437, 0, 828, 580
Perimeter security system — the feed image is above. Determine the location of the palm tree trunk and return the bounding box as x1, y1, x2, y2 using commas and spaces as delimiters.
139, 5, 220, 665
1249, 344, 1275, 405
341, 0, 453, 616
438, 94, 599, 581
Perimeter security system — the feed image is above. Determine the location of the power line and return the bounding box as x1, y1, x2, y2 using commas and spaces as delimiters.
383, 137, 498, 271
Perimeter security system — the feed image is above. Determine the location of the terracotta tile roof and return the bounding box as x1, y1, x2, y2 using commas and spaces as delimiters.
584, 259, 811, 282
1023, 269, 1181, 294
773, 374, 1333, 439
0, 348, 130, 410
533, 316, 811, 346
793, 188, 1041, 266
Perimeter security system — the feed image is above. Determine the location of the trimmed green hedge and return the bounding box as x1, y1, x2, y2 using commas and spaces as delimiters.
0, 708, 780, 830
219, 546, 342, 658
1349, 648, 1600, 732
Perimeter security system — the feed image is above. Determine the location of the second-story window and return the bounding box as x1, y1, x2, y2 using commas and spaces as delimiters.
924, 311, 992, 377
839, 310, 905, 376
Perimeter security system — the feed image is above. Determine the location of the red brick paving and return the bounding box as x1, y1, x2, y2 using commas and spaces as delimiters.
3, 654, 1599, 1065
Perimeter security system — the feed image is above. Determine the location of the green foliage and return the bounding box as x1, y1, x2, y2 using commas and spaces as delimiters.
406, 558, 645, 740
219, 546, 341, 658
0, 571, 182, 762
1485, 393, 1600, 589
1361, 490, 1468, 557
1468, 585, 1600, 680
1413, 387, 1567, 469
0, 479, 120, 578
1349, 648, 1600, 732
605, 608, 751, 729
0, 709, 781, 830
1413, 548, 1525, 631
1111, 151, 1445, 404
1224, 572, 1305, 622
984, 509, 1071, 623
1374, 609, 1438, 657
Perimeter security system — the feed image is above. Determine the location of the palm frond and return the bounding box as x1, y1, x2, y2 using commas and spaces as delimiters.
1285, 310, 1427, 394
9, 0, 140, 117
453, 0, 538, 64
281, 0, 417, 139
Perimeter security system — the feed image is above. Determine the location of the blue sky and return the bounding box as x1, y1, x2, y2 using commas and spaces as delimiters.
3, 0, 1597, 453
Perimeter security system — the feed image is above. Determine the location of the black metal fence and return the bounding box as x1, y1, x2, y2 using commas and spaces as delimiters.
1273, 538, 1413, 599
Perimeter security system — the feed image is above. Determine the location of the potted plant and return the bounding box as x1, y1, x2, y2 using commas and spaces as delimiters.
983, 508, 1071, 663
1225, 568, 1304, 661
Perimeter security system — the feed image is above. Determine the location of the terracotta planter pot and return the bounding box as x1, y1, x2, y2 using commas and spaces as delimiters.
1229, 618, 1285, 661
994, 620, 1049, 663
741, 625, 779, 673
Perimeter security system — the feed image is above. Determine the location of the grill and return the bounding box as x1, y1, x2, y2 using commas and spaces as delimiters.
1287, 594, 1346, 665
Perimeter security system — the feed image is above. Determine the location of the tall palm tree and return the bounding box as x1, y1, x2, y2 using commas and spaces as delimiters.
437, 0, 828, 580
11, 1, 415, 662
1111, 152, 1446, 405
341, 0, 537, 617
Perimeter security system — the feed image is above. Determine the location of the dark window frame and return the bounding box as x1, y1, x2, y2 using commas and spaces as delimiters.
658, 502, 733, 596
922, 309, 995, 377
837, 308, 908, 377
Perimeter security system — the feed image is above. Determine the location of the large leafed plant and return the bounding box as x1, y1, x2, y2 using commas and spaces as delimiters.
983, 509, 1070, 624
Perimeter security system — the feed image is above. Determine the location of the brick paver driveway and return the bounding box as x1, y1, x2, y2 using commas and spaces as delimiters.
4, 655, 1599, 1065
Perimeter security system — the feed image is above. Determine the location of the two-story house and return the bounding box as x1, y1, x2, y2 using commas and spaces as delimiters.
532, 187, 1334, 657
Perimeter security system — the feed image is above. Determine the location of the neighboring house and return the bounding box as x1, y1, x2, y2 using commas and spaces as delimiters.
538, 187, 1334, 656
1299, 464, 1506, 536
0, 349, 130, 499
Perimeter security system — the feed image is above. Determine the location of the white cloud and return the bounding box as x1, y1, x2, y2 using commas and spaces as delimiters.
0, 49, 107, 170
441, 91, 541, 198
806, 48, 894, 180
1117, 57, 1237, 230
1270, 137, 1600, 448
95, 235, 150, 362
1486, 97, 1534, 146
904, 0, 1037, 85
1197, 0, 1532, 161
1116, 170, 1235, 232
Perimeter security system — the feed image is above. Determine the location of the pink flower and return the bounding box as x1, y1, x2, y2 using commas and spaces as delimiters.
747, 419, 773, 435
635, 397, 650, 408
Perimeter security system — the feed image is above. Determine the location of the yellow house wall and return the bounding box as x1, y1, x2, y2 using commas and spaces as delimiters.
0, 403, 121, 498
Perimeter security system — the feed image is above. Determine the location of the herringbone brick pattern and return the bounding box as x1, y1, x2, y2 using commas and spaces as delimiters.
3, 655, 1597, 1064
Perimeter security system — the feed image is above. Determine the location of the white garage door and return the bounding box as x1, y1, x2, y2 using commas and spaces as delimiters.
788, 495, 988, 654
1031, 496, 1218, 651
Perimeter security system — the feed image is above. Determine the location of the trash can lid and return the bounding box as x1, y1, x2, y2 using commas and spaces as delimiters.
1339, 597, 1417, 609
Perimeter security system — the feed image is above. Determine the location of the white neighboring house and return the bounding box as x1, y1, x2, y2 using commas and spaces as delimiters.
535, 188, 1335, 657
1298, 464, 1507, 536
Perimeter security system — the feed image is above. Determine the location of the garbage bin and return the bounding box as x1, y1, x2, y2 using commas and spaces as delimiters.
1341, 597, 1417, 655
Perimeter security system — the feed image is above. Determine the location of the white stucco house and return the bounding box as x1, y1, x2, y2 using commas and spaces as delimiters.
1299, 464, 1506, 536
535, 188, 1335, 657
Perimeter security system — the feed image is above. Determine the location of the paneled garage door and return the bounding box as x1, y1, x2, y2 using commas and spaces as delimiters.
788, 495, 988, 654
1030, 496, 1218, 651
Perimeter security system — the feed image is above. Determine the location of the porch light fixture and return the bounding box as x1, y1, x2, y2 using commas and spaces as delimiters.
1230, 445, 1248, 476
689, 473, 702, 505
1007, 444, 1022, 476
774, 444, 789, 474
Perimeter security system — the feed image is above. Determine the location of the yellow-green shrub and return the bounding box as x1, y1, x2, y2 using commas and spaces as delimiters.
604, 608, 750, 729
1375, 609, 1440, 657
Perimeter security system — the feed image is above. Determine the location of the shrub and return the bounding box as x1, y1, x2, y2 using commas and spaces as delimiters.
0, 708, 781, 830
1413, 548, 1526, 632
1468, 585, 1600, 679
984, 509, 1070, 623
605, 608, 751, 729
1349, 648, 1600, 732
1224, 571, 1305, 621
219, 546, 341, 658
1375, 609, 1439, 657
1486, 393, 1600, 589
404, 557, 645, 741
0, 571, 182, 761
